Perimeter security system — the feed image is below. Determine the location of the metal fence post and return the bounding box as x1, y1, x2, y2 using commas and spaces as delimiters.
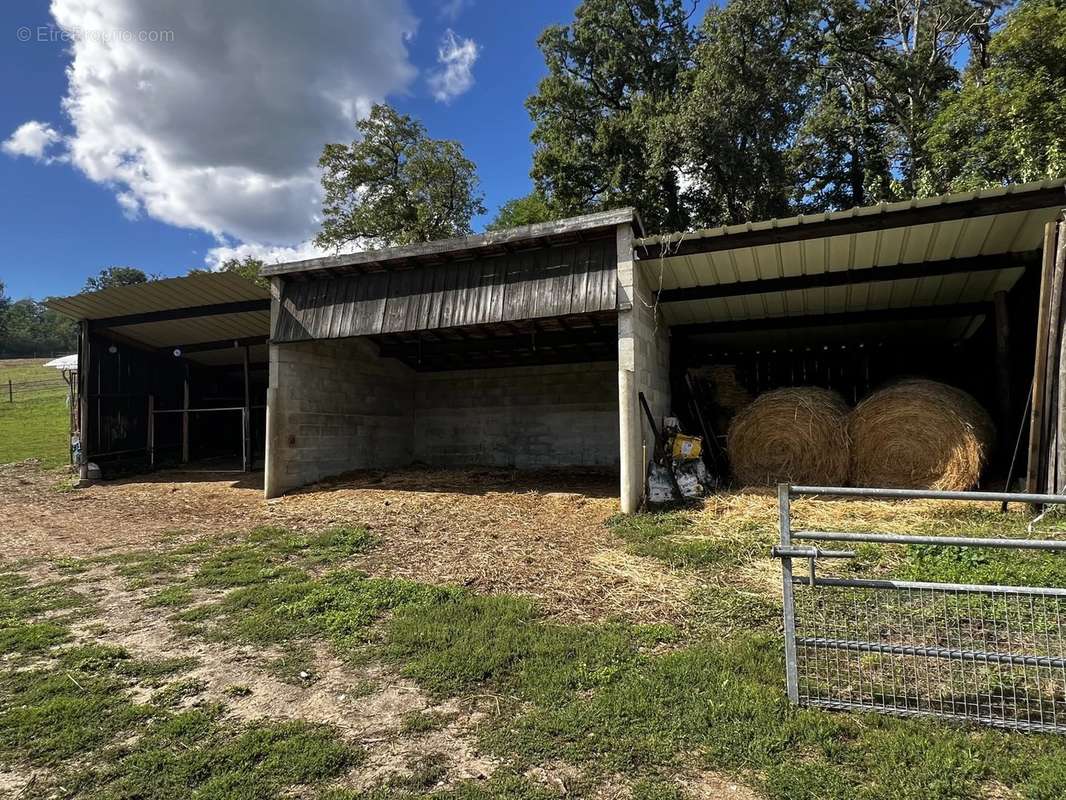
779, 483, 799, 704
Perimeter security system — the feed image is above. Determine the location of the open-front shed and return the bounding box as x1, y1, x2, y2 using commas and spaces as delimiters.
47, 273, 271, 476
261, 209, 666, 504
44, 178, 1066, 510
261, 179, 1066, 509
638, 178, 1066, 498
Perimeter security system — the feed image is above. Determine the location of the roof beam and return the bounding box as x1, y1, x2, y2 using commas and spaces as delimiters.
656, 250, 1039, 304
377, 327, 615, 360
162, 335, 269, 355
640, 188, 1066, 259
88, 299, 270, 330
670, 302, 992, 337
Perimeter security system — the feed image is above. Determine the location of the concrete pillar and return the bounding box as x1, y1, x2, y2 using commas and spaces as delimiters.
264, 277, 283, 498
616, 218, 672, 514
617, 221, 642, 513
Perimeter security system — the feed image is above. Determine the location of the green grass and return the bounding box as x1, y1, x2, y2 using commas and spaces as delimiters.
400, 710, 454, 734
12, 509, 1066, 799
0, 561, 360, 799
605, 509, 763, 571
0, 358, 70, 467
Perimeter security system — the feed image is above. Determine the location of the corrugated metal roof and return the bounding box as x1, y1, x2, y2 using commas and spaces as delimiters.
638, 178, 1066, 251
47, 273, 270, 359
47, 272, 269, 320
262, 208, 637, 278
109, 311, 272, 349
639, 180, 1066, 328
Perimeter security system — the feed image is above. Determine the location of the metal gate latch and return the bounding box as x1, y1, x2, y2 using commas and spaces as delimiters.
771, 544, 856, 585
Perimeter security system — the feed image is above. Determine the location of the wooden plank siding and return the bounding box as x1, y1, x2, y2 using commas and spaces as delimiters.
272, 237, 618, 343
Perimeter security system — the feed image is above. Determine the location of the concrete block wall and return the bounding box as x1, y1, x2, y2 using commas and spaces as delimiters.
413, 361, 619, 468
265, 336, 416, 496
617, 220, 672, 512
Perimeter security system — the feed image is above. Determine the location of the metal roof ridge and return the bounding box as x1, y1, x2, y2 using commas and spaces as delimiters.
637, 177, 1066, 248
261, 207, 638, 277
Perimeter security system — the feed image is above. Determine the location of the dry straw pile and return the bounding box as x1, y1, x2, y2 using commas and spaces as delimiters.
848, 379, 994, 491
726, 387, 850, 487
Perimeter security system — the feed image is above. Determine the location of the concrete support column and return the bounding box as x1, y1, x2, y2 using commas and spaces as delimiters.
264, 277, 283, 498
616, 219, 672, 514
617, 221, 643, 513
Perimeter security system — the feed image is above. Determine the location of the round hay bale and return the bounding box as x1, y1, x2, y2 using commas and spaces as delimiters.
848, 379, 995, 491
726, 387, 850, 486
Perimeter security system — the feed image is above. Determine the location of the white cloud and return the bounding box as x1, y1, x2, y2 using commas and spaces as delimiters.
205, 239, 331, 269
27, 0, 418, 246
427, 29, 478, 103
439, 0, 471, 21
2, 121, 63, 161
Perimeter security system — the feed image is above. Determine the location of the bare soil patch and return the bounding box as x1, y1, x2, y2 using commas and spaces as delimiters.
0, 462, 688, 623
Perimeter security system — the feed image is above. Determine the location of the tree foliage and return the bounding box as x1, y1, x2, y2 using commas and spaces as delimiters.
925, 0, 1066, 191
316, 104, 485, 251
486, 191, 558, 230
0, 281, 9, 344
526, 0, 697, 232
0, 298, 77, 357
188, 256, 267, 288
527, 0, 1062, 230
83, 266, 151, 293
679, 0, 815, 226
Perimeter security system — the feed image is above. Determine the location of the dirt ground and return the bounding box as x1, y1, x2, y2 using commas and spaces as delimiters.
0, 461, 692, 623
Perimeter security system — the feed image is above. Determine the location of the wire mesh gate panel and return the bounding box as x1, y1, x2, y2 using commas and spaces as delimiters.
773, 484, 1066, 734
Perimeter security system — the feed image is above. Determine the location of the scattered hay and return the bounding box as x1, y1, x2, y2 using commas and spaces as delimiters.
587, 549, 696, 611
849, 379, 995, 491
726, 387, 850, 487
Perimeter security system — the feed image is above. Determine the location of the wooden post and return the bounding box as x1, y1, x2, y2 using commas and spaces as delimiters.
147, 394, 155, 468
993, 290, 1011, 450
78, 321, 90, 480
1055, 219, 1066, 493
7, 379, 11, 403
181, 365, 190, 464
1027, 222, 1060, 493
242, 345, 251, 472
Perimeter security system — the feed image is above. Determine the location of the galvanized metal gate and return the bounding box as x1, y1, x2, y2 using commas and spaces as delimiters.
773, 484, 1066, 734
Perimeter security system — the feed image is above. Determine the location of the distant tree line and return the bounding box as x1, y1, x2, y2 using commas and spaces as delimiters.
0, 279, 78, 357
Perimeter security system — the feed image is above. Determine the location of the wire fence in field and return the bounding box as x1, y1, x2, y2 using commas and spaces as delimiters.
1, 378, 70, 404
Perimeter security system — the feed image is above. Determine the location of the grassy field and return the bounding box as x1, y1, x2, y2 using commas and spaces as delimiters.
0, 358, 70, 468
4, 499, 1066, 799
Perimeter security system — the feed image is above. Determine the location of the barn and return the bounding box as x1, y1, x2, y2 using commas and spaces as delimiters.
49, 178, 1066, 511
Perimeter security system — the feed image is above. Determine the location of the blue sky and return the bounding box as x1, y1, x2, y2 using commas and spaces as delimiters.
0, 1, 587, 300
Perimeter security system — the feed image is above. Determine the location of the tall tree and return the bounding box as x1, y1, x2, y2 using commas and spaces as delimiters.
525, 0, 697, 232
486, 191, 558, 230
925, 0, 1066, 191
83, 266, 151, 293
799, 0, 1002, 207
316, 104, 485, 251
679, 0, 816, 226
